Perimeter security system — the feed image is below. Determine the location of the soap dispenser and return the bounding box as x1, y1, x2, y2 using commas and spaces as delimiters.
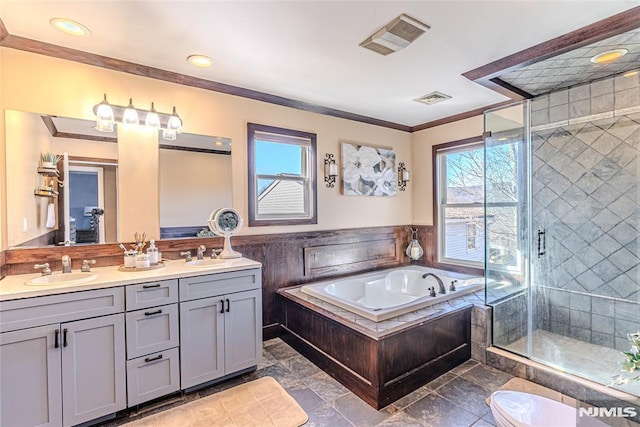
147, 239, 159, 265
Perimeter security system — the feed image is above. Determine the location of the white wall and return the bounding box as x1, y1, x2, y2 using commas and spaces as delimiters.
0, 48, 413, 249
411, 116, 483, 226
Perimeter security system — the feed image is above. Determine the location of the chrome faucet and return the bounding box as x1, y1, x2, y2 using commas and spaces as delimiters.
81, 259, 96, 272
422, 272, 446, 294
197, 245, 207, 260
34, 263, 52, 276
180, 251, 193, 262
61, 255, 72, 273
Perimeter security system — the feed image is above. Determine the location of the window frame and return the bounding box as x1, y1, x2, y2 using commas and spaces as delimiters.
432, 136, 485, 274
247, 123, 317, 227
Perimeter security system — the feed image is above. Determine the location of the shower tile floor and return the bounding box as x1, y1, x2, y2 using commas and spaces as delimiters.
505, 329, 640, 397
105, 338, 511, 427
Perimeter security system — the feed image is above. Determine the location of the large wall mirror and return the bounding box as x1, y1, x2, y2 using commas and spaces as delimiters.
5, 109, 232, 249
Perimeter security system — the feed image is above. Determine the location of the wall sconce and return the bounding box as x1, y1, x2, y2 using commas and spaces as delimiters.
324, 153, 338, 188
398, 162, 410, 191
93, 94, 183, 141
405, 227, 424, 261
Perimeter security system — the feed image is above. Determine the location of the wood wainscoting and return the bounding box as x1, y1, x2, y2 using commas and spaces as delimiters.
279, 289, 472, 409
2, 225, 412, 339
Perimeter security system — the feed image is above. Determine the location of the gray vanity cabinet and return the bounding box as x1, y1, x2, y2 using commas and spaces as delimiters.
0, 287, 126, 427
61, 314, 126, 427
179, 269, 262, 389
125, 279, 180, 406
0, 324, 62, 427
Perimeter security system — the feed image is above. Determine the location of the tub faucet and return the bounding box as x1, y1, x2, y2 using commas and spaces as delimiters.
422, 272, 445, 294
197, 245, 206, 260
61, 255, 72, 273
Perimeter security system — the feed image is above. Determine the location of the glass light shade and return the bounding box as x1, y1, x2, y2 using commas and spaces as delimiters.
405, 239, 424, 260
145, 102, 160, 128
122, 98, 139, 125
162, 128, 177, 141
95, 94, 114, 132
167, 106, 182, 133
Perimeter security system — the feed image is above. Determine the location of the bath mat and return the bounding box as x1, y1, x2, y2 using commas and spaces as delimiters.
125, 376, 308, 427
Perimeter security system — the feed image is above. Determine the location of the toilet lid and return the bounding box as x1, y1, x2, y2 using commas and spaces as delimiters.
490, 391, 577, 427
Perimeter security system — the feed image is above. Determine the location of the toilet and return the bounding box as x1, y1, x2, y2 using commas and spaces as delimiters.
490, 390, 608, 427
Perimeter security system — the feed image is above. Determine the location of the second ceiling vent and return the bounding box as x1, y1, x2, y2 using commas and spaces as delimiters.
413, 91, 452, 105
360, 13, 430, 56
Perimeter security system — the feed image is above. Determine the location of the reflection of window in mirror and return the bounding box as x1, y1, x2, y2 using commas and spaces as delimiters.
247, 123, 317, 226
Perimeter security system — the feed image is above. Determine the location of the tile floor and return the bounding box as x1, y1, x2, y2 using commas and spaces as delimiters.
108, 338, 514, 427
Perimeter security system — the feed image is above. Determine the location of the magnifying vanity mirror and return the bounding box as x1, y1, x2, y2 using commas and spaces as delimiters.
4, 109, 232, 249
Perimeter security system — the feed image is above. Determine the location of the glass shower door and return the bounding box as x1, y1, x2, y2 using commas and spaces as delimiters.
484, 102, 532, 357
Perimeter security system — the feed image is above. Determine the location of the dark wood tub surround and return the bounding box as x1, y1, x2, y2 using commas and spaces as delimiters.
2, 226, 412, 338
279, 289, 473, 409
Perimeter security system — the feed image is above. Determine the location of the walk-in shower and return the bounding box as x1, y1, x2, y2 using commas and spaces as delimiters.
484, 71, 640, 397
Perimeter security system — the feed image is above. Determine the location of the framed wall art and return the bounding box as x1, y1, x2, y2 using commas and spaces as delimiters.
341, 142, 397, 196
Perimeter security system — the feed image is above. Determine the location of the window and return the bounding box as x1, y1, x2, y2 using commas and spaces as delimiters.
466, 223, 477, 250
435, 138, 520, 269
247, 123, 317, 226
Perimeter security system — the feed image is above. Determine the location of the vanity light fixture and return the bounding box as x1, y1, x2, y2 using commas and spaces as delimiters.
95, 94, 115, 132
591, 48, 628, 64
145, 102, 161, 129
93, 95, 185, 140
166, 106, 183, 133
50, 18, 90, 37
122, 98, 139, 125
398, 162, 410, 191
324, 153, 338, 188
187, 54, 212, 68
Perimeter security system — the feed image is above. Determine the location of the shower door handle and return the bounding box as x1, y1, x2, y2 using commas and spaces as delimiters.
537, 229, 546, 258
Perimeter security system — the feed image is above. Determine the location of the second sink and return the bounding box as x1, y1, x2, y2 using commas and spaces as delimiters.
26, 272, 98, 286
184, 259, 226, 268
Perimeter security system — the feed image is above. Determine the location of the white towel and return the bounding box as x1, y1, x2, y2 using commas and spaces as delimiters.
46, 203, 56, 228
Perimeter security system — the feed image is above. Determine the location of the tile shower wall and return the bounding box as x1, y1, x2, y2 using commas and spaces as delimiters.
530, 72, 640, 351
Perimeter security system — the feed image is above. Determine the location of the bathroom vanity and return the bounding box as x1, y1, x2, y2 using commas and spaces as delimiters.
0, 258, 262, 427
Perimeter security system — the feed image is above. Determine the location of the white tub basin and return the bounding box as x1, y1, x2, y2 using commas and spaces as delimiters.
184, 259, 227, 268
26, 273, 98, 286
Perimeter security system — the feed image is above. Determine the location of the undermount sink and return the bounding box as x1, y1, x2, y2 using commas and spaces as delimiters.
184, 258, 227, 268
26, 273, 98, 286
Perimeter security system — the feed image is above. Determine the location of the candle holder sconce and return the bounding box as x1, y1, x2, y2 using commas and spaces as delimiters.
324, 153, 338, 188
398, 162, 410, 191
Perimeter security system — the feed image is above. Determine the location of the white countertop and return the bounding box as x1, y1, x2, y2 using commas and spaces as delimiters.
0, 257, 262, 301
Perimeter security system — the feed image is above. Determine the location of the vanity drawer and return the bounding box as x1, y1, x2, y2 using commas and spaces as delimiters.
126, 347, 180, 406
125, 279, 178, 311
0, 287, 124, 333
179, 269, 261, 301
126, 304, 179, 359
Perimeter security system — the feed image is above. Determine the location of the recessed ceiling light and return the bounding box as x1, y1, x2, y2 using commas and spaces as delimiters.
624, 69, 639, 78
187, 55, 212, 68
50, 18, 90, 37
590, 48, 628, 64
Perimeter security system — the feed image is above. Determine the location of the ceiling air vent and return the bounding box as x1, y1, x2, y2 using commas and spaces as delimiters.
414, 91, 452, 105
360, 13, 430, 56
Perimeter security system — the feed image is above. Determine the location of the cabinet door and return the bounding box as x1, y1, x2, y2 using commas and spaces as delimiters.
61, 314, 126, 427
224, 289, 262, 374
180, 297, 225, 389
0, 325, 62, 427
